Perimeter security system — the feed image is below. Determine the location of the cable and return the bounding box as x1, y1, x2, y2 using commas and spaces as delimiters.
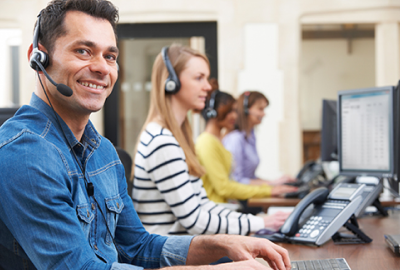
36, 69, 127, 262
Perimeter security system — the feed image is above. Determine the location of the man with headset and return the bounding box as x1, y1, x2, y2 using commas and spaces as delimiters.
0, 0, 291, 269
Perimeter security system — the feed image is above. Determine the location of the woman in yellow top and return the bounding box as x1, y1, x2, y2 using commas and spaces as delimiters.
196, 90, 298, 206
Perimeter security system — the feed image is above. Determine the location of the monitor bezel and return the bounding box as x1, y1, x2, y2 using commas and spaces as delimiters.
337, 86, 395, 178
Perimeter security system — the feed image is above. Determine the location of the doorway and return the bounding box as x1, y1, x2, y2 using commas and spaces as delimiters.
104, 22, 218, 158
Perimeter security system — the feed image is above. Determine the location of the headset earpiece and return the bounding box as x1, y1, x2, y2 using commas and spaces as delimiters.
243, 91, 250, 115
161, 46, 181, 94
30, 48, 49, 71
30, 10, 49, 71
206, 90, 219, 119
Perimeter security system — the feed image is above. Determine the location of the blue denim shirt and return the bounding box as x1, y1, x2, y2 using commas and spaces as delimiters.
0, 93, 193, 270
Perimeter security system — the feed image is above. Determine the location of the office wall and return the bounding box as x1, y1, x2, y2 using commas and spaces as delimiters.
0, 29, 21, 107
300, 38, 375, 130
238, 23, 284, 179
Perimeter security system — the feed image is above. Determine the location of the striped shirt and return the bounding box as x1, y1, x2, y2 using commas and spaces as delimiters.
132, 122, 264, 236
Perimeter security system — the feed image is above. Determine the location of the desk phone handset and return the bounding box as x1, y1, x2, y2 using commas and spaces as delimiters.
296, 160, 325, 184
262, 183, 372, 246
284, 161, 325, 198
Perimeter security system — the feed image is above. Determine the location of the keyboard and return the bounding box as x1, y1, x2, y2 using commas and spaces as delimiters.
291, 258, 351, 270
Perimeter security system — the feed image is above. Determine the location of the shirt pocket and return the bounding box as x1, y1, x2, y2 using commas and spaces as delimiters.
77, 204, 94, 240
105, 195, 124, 245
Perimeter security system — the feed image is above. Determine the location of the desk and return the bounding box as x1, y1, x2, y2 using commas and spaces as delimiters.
248, 197, 400, 213
258, 211, 400, 269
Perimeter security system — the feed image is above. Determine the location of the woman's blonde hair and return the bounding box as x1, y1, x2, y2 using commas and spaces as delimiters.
134, 44, 208, 177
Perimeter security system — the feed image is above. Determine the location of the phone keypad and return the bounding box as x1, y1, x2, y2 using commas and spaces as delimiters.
297, 216, 331, 239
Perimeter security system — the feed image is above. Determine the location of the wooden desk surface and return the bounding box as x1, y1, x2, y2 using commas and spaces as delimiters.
261, 211, 400, 269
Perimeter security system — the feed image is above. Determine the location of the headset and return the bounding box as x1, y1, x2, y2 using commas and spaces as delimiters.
205, 90, 219, 119
161, 46, 181, 94
31, 9, 123, 260
30, 10, 73, 97
243, 91, 251, 115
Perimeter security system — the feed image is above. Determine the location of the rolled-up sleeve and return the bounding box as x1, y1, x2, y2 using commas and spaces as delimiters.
160, 236, 194, 267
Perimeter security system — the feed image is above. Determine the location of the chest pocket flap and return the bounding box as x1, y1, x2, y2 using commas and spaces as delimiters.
77, 204, 94, 240
77, 204, 95, 223
105, 196, 124, 214
105, 195, 124, 245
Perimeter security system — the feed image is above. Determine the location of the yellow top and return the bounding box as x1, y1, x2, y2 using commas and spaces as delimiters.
195, 132, 272, 203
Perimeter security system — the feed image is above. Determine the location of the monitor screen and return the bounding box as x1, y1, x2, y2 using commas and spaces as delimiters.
338, 86, 394, 177
320, 100, 337, 161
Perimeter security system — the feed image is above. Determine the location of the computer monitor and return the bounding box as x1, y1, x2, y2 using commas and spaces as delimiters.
320, 99, 337, 161
337, 86, 396, 180
0, 107, 19, 127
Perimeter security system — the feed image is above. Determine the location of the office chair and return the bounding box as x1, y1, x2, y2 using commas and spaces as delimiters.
115, 147, 133, 198
0, 107, 19, 127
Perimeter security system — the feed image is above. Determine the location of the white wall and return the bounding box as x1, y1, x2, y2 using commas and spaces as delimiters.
0, 29, 21, 107
238, 23, 284, 179
300, 38, 375, 130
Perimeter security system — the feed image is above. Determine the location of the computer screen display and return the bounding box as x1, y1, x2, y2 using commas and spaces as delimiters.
320, 100, 337, 161
338, 86, 395, 177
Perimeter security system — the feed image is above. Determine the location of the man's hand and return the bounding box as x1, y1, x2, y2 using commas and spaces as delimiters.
213, 259, 279, 269
186, 235, 291, 270
222, 235, 291, 270
159, 259, 282, 269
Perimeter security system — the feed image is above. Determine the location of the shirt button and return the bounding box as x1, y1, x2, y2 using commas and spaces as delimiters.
116, 202, 119, 208
91, 203, 95, 210
87, 210, 90, 218
94, 244, 98, 250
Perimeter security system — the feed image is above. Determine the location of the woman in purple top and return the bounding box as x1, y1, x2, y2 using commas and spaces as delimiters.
223, 91, 295, 186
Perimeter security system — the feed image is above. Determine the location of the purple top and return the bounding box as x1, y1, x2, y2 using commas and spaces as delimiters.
222, 129, 259, 184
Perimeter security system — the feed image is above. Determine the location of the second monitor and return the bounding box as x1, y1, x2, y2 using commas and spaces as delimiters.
337, 86, 396, 179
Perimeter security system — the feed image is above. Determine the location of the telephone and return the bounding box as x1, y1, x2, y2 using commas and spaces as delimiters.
296, 160, 326, 184
284, 160, 326, 198
258, 183, 372, 246
336, 177, 386, 217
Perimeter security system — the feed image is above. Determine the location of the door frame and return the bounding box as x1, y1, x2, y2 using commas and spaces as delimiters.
104, 21, 218, 146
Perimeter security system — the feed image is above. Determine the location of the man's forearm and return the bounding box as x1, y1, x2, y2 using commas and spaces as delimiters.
185, 235, 235, 265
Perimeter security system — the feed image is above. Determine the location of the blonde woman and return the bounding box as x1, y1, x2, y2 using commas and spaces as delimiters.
132, 44, 288, 237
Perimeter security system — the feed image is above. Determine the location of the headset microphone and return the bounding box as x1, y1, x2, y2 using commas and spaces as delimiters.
30, 10, 73, 97
32, 57, 73, 97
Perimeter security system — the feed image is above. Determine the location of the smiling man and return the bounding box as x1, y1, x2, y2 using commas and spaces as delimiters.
0, 0, 291, 269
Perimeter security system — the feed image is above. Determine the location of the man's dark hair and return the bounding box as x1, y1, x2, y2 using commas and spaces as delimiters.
36, 0, 119, 56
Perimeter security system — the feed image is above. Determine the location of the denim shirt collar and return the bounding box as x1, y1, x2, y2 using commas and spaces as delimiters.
29, 93, 101, 149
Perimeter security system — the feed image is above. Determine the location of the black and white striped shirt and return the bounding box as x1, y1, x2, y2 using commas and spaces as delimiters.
132, 122, 264, 236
